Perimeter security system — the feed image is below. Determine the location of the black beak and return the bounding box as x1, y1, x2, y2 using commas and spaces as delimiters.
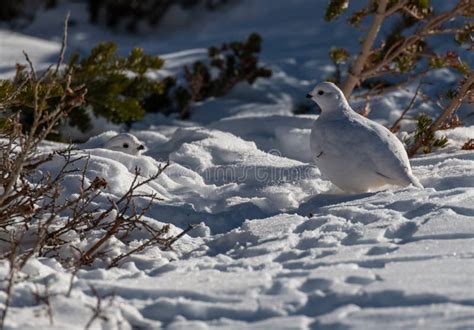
306, 93, 312, 99
137, 145, 145, 150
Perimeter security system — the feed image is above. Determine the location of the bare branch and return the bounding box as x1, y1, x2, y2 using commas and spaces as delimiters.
0, 235, 18, 329
341, 0, 470, 97
390, 81, 426, 132
384, 0, 409, 17
341, 0, 389, 97
55, 12, 70, 75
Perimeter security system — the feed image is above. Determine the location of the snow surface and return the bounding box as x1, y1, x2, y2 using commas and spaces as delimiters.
1, 0, 474, 329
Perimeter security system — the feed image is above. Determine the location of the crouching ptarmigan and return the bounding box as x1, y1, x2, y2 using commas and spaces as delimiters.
103, 133, 146, 156
307, 82, 423, 193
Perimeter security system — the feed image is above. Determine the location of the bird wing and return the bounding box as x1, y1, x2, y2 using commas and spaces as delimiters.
351, 114, 413, 183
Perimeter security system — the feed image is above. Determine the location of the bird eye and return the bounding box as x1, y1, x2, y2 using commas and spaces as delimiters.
318, 90, 324, 95
123, 143, 129, 148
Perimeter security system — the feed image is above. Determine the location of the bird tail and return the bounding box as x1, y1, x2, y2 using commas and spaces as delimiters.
408, 173, 423, 189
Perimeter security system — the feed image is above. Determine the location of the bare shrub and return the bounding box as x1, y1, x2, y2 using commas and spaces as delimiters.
0, 18, 193, 328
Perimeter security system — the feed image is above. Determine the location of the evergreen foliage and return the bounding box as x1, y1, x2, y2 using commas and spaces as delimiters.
0, 33, 271, 138
324, 0, 349, 21
67, 43, 167, 131
405, 113, 448, 154
175, 33, 272, 118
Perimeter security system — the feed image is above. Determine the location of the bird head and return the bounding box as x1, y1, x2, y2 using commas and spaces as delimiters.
306, 82, 348, 113
104, 133, 146, 155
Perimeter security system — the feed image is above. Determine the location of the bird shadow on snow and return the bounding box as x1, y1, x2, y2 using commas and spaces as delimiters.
296, 191, 376, 216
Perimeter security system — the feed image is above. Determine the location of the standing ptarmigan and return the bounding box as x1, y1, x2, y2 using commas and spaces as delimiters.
307, 82, 423, 193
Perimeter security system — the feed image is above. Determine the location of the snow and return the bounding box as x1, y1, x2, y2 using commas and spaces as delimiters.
1, 0, 474, 329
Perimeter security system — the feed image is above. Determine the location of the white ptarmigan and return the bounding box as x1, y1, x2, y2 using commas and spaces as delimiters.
103, 133, 146, 156
307, 82, 423, 193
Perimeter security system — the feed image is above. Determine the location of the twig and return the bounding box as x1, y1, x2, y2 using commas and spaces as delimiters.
55, 12, 70, 75
66, 266, 79, 298
341, 0, 389, 97
390, 81, 425, 132
0, 237, 18, 330
352, 68, 431, 99
84, 285, 108, 330
107, 224, 171, 269
384, 0, 409, 17
32, 280, 54, 325
164, 224, 198, 250
80, 214, 123, 265
22, 51, 37, 81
